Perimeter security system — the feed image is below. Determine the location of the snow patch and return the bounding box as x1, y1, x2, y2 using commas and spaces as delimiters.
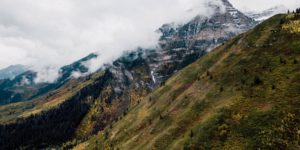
151, 70, 156, 83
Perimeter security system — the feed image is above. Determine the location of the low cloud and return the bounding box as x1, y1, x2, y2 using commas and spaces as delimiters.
0, 0, 225, 82
1, 0, 297, 82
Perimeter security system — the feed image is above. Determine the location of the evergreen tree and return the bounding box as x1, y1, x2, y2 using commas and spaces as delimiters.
296, 8, 300, 14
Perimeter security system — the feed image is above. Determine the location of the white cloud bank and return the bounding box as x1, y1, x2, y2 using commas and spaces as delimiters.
0, 0, 298, 82
0, 0, 226, 82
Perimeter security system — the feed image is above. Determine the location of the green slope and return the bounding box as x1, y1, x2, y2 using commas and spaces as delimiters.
75, 14, 300, 150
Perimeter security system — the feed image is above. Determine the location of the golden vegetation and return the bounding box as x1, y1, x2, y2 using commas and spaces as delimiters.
282, 20, 300, 33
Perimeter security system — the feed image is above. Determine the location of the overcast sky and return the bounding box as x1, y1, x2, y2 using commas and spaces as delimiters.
0, 0, 299, 82
231, 0, 300, 12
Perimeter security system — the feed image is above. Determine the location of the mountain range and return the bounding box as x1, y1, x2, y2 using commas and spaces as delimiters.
0, 0, 256, 106
0, 0, 299, 149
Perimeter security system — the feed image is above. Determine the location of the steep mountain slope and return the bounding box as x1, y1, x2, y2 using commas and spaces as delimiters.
0, 65, 28, 80
0, 0, 257, 149
76, 13, 300, 150
67, 0, 256, 142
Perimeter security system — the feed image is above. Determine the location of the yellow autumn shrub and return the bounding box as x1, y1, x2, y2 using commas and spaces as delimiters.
282, 20, 300, 33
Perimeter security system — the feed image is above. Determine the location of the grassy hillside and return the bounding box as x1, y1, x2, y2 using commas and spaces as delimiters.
75, 14, 300, 150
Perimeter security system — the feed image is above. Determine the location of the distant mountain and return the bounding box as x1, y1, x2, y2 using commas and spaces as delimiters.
0, 65, 28, 80
245, 5, 287, 22
0, 53, 97, 105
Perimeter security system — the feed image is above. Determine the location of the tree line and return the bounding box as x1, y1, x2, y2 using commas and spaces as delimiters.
288, 8, 300, 14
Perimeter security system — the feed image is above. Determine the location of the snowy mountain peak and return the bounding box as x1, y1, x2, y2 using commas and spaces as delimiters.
245, 5, 287, 22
